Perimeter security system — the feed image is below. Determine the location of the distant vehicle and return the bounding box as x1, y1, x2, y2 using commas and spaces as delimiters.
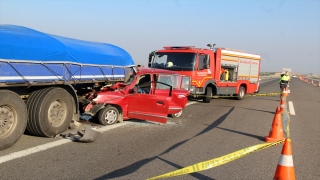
80, 67, 191, 125
148, 44, 261, 103
292, 75, 296, 77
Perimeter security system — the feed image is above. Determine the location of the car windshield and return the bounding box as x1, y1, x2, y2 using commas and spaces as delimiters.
151, 53, 196, 71
124, 74, 136, 85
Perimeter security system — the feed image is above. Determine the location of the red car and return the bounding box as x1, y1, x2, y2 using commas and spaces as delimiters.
80, 67, 190, 125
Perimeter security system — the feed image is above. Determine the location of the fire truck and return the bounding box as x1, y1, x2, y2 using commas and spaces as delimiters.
148, 44, 261, 103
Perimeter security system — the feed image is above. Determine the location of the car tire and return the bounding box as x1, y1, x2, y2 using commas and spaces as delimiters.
98, 106, 119, 125
169, 110, 183, 118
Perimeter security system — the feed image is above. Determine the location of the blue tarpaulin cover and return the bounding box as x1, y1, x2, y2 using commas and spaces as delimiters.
0, 24, 134, 67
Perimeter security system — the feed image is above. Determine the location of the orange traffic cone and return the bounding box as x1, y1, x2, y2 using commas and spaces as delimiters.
265, 106, 285, 142
274, 138, 296, 180
311, 80, 314, 84
318, 82, 320, 87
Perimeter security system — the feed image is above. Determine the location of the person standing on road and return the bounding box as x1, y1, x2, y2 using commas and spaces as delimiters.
279, 71, 290, 93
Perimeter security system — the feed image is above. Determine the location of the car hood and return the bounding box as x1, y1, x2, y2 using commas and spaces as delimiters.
93, 90, 127, 104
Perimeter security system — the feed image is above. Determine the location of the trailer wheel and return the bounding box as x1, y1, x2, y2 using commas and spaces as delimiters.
26, 88, 47, 135
0, 90, 27, 150
26, 87, 73, 137
98, 106, 119, 125
203, 86, 212, 103
169, 110, 183, 118
236, 86, 246, 100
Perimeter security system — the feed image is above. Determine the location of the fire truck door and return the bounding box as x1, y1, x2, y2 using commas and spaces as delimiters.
195, 54, 212, 86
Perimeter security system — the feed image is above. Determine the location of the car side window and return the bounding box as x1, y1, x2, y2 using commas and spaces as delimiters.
156, 74, 173, 90
137, 74, 151, 94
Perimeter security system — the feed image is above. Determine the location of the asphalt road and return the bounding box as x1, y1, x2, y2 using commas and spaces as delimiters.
0, 77, 319, 180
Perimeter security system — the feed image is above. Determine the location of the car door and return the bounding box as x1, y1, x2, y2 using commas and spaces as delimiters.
169, 76, 190, 112
127, 85, 170, 124
154, 74, 190, 114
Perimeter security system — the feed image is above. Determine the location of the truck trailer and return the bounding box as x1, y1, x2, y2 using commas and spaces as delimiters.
148, 44, 261, 103
0, 25, 135, 150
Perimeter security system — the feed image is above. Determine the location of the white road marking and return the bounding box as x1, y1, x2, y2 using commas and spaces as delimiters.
0, 139, 71, 164
0, 101, 198, 164
288, 101, 296, 115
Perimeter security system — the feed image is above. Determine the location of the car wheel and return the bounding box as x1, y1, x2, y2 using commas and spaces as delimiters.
98, 106, 119, 125
169, 110, 183, 118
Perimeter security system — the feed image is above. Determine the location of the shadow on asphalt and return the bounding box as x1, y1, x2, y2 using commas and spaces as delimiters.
216, 127, 265, 141
94, 107, 236, 180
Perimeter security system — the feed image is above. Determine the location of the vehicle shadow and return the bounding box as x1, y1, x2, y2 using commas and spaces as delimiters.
94, 108, 238, 180
215, 127, 265, 141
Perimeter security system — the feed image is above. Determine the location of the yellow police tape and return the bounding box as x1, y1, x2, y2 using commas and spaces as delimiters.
147, 139, 284, 180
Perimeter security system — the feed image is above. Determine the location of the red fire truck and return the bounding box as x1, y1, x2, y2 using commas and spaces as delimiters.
148, 44, 261, 103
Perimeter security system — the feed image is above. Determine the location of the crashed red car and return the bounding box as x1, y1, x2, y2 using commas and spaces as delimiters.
80, 67, 191, 125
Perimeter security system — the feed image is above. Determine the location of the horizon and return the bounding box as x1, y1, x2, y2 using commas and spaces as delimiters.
0, 0, 319, 75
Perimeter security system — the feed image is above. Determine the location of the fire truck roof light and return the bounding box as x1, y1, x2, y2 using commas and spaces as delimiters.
163, 46, 195, 50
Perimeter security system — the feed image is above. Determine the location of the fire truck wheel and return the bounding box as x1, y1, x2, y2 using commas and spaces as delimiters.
203, 86, 212, 103
169, 110, 183, 118
236, 86, 246, 100
98, 106, 119, 125
0, 90, 27, 150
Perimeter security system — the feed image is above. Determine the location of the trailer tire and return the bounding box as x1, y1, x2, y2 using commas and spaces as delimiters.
169, 110, 183, 118
203, 86, 212, 103
26, 87, 73, 137
236, 86, 246, 100
26, 88, 47, 135
98, 105, 119, 125
0, 90, 27, 150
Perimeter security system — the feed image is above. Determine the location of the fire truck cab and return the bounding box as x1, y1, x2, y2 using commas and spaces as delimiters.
148, 44, 261, 103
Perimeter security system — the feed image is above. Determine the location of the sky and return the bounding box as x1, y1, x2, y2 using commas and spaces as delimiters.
0, 0, 319, 75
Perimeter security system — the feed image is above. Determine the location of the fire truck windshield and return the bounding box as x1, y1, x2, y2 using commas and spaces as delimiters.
151, 53, 196, 71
